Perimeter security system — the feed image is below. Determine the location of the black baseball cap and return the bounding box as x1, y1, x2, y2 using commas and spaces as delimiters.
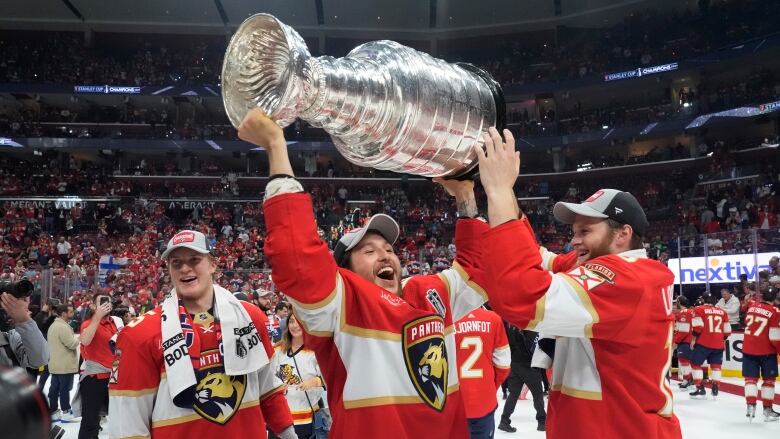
553, 189, 648, 238
333, 214, 400, 268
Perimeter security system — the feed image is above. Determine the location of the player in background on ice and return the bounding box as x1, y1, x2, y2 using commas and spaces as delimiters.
742, 282, 780, 421
454, 307, 511, 438
689, 293, 732, 399
672, 296, 695, 389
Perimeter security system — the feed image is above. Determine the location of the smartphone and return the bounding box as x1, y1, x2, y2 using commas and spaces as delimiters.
99, 296, 110, 306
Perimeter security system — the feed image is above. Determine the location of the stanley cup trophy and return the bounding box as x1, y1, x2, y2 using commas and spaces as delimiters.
222, 14, 505, 178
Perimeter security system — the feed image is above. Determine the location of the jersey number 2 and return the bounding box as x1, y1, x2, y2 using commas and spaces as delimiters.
459, 337, 484, 379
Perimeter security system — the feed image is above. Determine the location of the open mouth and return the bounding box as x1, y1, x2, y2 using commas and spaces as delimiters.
180, 276, 197, 285
376, 266, 395, 281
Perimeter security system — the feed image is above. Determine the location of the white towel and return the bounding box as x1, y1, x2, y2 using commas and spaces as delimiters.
161, 284, 269, 407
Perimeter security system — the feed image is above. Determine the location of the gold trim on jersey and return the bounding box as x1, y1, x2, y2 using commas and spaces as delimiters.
657, 322, 675, 418
343, 384, 460, 409
109, 387, 158, 397
552, 384, 603, 401
151, 399, 260, 428
451, 261, 488, 302
338, 292, 401, 341
259, 384, 286, 402
559, 275, 600, 338
337, 294, 456, 342
526, 295, 546, 330
539, 247, 554, 271
292, 310, 334, 338
288, 273, 341, 311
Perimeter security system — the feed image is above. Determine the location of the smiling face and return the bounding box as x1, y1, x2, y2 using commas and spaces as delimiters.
167, 247, 216, 304
288, 314, 303, 339
347, 232, 402, 295
570, 216, 620, 265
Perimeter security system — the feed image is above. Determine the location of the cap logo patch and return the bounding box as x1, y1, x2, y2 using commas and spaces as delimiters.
172, 231, 196, 245
585, 190, 604, 203
614, 207, 623, 214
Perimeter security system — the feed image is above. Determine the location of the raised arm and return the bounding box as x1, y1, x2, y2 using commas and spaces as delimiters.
432, 178, 490, 320
239, 109, 343, 336
475, 127, 650, 341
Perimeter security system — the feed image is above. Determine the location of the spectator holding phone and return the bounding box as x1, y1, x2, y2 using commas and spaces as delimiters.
77, 294, 122, 439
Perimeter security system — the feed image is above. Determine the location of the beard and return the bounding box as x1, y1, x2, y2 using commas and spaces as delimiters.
581, 232, 616, 264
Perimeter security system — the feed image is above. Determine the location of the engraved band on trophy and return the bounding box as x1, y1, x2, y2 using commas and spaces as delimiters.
221, 13, 505, 178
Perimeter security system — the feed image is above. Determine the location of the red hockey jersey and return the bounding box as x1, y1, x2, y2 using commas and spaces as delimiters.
264, 192, 489, 439
742, 302, 780, 356
691, 305, 731, 350
673, 308, 694, 345
454, 307, 510, 419
483, 218, 681, 439
107, 301, 293, 438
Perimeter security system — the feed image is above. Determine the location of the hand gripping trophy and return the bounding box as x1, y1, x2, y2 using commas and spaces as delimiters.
221, 13, 505, 178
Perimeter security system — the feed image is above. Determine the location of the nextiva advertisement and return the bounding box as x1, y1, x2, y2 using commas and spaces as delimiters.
667, 252, 779, 284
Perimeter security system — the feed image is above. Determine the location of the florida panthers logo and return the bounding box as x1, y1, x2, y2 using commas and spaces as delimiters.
192, 371, 247, 425
277, 363, 302, 386
402, 315, 449, 411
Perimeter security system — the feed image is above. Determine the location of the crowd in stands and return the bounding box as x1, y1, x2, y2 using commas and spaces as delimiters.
0, 139, 773, 328
1, 1, 779, 142
2, 2, 775, 88
3, 71, 777, 142
508, 68, 780, 137
0, 32, 223, 86
467, 0, 779, 86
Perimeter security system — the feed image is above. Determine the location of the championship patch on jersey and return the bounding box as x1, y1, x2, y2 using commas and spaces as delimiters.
565, 266, 606, 291
193, 369, 247, 425
426, 289, 447, 318
582, 263, 616, 283
402, 315, 449, 412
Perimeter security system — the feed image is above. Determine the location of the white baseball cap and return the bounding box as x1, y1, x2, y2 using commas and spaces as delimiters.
333, 214, 400, 268
161, 230, 212, 259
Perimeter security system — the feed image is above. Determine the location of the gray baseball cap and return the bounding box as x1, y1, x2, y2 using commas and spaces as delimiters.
161, 230, 212, 259
553, 189, 649, 237
333, 214, 400, 268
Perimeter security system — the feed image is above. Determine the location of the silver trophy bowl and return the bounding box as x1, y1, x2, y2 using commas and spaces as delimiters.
222, 13, 505, 178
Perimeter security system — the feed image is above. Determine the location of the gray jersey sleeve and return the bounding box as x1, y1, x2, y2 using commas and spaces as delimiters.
10, 319, 50, 368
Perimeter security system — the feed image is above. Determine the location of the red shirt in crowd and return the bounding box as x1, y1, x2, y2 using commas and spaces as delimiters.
80, 316, 119, 370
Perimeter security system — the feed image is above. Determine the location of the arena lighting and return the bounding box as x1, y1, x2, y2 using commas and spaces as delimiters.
576, 162, 593, 172
0, 138, 23, 147
602, 125, 609, 130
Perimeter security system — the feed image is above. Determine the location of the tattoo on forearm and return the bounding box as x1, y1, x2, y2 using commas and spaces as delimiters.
457, 198, 478, 218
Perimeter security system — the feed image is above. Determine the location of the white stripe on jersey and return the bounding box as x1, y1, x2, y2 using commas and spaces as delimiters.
770, 327, 780, 343
531, 272, 596, 338
551, 337, 603, 401
492, 345, 511, 369
675, 322, 691, 333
